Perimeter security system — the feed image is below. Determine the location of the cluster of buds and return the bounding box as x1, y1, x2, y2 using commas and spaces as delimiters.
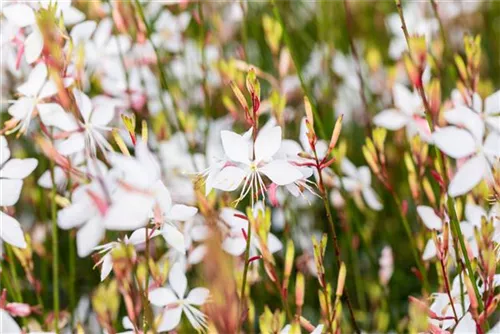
405, 136, 432, 203
230, 68, 261, 129
455, 35, 482, 98
363, 128, 392, 192
91, 280, 121, 334
403, 36, 427, 89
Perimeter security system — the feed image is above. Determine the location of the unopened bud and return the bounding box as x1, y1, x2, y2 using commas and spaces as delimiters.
409, 35, 427, 68
336, 262, 346, 297
329, 115, 343, 152
304, 96, 314, 128
404, 53, 422, 88
428, 79, 441, 116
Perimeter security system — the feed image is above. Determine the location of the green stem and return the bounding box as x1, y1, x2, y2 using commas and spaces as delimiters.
5, 246, 23, 303
50, 157, 60, 333
69, 230, 76, 325
239, 219, 252, 332
271, 0, 326, 139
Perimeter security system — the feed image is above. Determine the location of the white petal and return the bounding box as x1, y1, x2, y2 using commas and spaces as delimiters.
169, 262, 187, 298
362, 187, 383, 211
485, 90, 500, 115
167, 205, 198, 222
154, 181, 172, 215
56, 134, 85, 156
422, 239, 437, 260
341, 158, 358, 178
104, 192, 155, 231
393, 83, 421, 116
417, 206, 443, 230
219, 208, 247, 228
0, 179, 23, 206
0, 309, 21, 333
444, 106, 484, 142
0, 211, 27, 248
186, 288, 209, 305
188, 245, 207, 264
220, 131, 250, 164
373, 109, 408, 130
24, 29, 44, 64
100, 253, 113, 281
448, 155, 486, 197
260, 160, 303, 185
37, 103, 78, 131
70, 20, 97, 45
91, 103, 115, 126
162, 224, 186, 254
77, 217, 105, 257
222, 237, 246, 256
17, 62, 47, 97
8, 98, 34, 120
73, 89, 93, 122
157, 306, 183, 332
37, 167, 66, 189
149, 287, 178, 306
254, 126, 282, 162
357, 166, 372, 186
267, 233, 283, 253
1, 158, 38, 179
0, 137, 10, 166
454, 313, 476, 334
432, 126, 476, 159
127, 227, 160, 245
2, 4, 35, 27
212, 166, 246, 191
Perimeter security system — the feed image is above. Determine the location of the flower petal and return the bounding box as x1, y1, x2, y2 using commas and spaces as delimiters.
0, 211, 27, 248
0, 309, 22, 333
448, 155, 486, 197
162, 224, 186, 254
0, 179, 23, 206
454, 313, 476, 334
186, 287, 209, 305
149, 287, 178, 306
24, 29, 44, 64
2, 4, 35, 27
77, 217, 105, 257
220, 130, 250, 164
485, 90, 500, 115
373, 109, 408, 130
432, 126, 476, 159
260, 160, 303, 186
212, 166, 246, 191
444, 106, 484, 142
254, 126, 282, 162
362, 187, 383, 211
417, 206, 443, 230
169, 262, 187, 298
38, 103, 78, 131
167, 205, 198, 222
1, 158, 38, 179
100, 253, 113, 281
157, 306, 183, 332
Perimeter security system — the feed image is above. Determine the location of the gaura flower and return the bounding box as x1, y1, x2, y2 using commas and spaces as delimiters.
208, 126, 303, 205
149, 262, 209, 332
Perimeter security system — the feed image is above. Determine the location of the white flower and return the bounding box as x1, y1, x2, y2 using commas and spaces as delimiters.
149, 263, 209, 332
432, 107, 499, 197
0, 309, 21, 333
208, 126, 302, 205
373, 83, 432, 142
338, 158, 383, 211
0, 136, 38, 248
7, 63, 58, 134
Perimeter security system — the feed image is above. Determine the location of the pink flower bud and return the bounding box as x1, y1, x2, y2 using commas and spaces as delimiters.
5, 303, 31, 317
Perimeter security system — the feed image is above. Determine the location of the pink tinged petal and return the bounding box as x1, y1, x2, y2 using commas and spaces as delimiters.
58, 200, 94, 229
162, 224, 186, 253
444, 106, 484, 141
362, 187, 383, 211
417, 206, 443, 230
186, 287, 209, 305
0, 309, 22, 333
422, 239, 437, 260
0, 179, 23, 206
254, 126, 282, 162
454, 313, 476, 334
0, 211, 27, 248
222, 237, 246, 256
56, 133, 85, 156
220, 208, 246, 228
70, 20, 97, 45
167, 205, 198, 221
149, 287, 178, 306
1, 158, 38, 179
485, 90, 500, 115
448, 155, 487, 197
73, 89, 93, 122
2, 4, 35, 27
373, 109, 408, 130
24, 29, 44, 64
260, 160, 303, 186
220, 130, 250, 164
432, 126, 476, 159
157, 306, 183, 332
169, 262, 187, 298
212, 166, 246, 191
100, 253, 113, 281
37, 103, 78, 131
76, 217, 105, 257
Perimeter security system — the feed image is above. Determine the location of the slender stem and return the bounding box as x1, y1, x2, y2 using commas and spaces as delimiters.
314, 155, 360, 334
238, 219, 252, 332
240, 0, 249, 60
50, 156, 60, 333
143, 225, 152, 333
6, 245, 23, 303
271, 0, 326, 139
439, 257, 458, 321
69, 230, 76, 324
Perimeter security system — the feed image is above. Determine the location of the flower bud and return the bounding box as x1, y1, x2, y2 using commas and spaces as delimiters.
336, 262, 346, 297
